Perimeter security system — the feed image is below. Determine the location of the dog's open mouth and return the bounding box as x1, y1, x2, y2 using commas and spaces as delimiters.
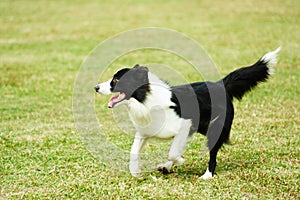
108, 92, 126, 108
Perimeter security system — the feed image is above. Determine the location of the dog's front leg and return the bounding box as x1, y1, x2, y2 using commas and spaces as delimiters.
130, 133, 147, 177
157, 120, 191, 174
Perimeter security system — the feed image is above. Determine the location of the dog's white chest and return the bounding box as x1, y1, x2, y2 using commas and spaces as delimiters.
126, 77, 186, 139
128, 103, 183, 139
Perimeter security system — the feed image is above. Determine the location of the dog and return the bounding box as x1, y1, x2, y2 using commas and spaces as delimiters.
94, 47, 280, 179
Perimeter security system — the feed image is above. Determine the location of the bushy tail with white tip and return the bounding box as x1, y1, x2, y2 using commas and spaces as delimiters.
223, 47, 281, 100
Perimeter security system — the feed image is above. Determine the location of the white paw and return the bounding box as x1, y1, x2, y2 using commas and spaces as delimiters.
175, 157, 185, 165
131, 172, 142, 178
130, 167, 141, 177
200, 168, 213, 180
129, 162, 141, 177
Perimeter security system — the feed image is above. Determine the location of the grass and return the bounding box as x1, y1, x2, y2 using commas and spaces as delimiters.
1, 0, 299, 199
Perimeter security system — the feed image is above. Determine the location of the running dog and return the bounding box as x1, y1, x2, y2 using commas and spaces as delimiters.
94, 48, 280, 179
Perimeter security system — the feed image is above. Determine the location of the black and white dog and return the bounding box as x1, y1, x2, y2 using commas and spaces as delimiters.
94, 48, 280, 179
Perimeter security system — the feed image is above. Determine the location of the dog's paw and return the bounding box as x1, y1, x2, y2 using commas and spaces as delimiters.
157, 161, 173, 174
200, 168, 213, 180
175, 157, 185, 166
129, 163, 141, 178
131, 172, 142, 178
157, 165, 170, 174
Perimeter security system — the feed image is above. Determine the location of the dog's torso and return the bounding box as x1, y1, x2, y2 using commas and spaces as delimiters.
126, 80, 190, 139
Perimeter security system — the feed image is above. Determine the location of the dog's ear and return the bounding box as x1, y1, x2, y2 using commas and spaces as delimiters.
133, 64, 149, 72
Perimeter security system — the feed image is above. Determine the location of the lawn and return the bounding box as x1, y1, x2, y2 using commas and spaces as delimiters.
1, 0, 299, 199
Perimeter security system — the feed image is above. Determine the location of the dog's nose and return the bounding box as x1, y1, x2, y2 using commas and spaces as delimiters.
94, 85, 100, 92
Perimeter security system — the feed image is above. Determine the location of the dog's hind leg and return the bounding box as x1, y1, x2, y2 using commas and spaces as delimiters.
157, 120, 192, 174
201, 114, 233, 179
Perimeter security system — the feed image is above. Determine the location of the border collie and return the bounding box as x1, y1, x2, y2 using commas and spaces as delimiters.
94, 48, 280, 179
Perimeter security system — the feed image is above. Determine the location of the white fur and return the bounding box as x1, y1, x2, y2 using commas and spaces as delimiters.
128, 98, 151, 127
128, 72, 185, 139
200, 168, 213, 180
261, 47, 281, 75
96, 79, 112, 95
129, 134, 147, 177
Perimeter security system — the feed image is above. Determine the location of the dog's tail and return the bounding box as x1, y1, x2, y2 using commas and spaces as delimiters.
223, 47, 280, 100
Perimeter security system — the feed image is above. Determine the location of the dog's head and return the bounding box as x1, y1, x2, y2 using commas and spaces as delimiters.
94, 64, 150, 108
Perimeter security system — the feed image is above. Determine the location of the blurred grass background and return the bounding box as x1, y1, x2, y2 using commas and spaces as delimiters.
0, 0, 299, 199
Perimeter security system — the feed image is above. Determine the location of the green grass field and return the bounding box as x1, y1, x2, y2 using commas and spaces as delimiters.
1, 0, 299, 199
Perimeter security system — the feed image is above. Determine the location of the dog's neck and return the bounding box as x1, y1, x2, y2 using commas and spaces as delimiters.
127, 72, 174, 128
144, 72, 173, 108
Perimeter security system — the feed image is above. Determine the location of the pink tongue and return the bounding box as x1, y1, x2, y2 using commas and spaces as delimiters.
108, 93, 126, 108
